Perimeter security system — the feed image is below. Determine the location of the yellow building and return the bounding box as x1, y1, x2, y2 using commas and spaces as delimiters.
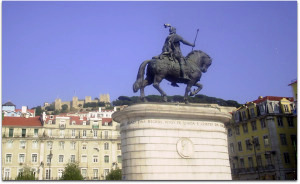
227, 96, 297, 180
2, 108, 121, 180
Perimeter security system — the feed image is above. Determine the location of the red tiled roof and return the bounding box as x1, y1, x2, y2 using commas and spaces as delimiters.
253, 96, 294, 104
2, 116, 42, 127
15, 109, 35, 114
288, 80, 297, 86
102, 118, 112, 124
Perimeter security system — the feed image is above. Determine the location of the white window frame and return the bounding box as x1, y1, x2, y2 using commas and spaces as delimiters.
93, 130, 98, 138
31, 153, 38, 163
6, 153, 12, 163
59, 155, 64, 163
70, 155, 76, 163
81, 155, 87, 163
104, 142, 109, 150
83, 130, 87, 138
71, 129, 76, 138
104, 155, 109, 163
93, 168, 99, 180
18, 153, 25, 163
32, 140, 38, 149
6, 140, 13, 149
93, 155, 98, 163
19, 140, 26, 149
4, 168, 11, 180
58, 169, 64, 179
82, 144, 87, 150
59, 141, 65, 150
71, 142, 76, 150
45, 168, 52, 180
81, 168, 87, 179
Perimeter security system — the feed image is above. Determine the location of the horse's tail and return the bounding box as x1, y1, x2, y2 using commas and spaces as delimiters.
133, 60, 152, 93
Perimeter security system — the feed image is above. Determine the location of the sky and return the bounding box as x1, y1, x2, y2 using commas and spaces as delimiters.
2, 1, 297, 109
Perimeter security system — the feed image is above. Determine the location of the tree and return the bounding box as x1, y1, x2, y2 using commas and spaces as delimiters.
15, 166, 36, 180
61, 104, 69, 113
31, 106, 43, 116
105, 169, 122, 180
60, 162, 83, 180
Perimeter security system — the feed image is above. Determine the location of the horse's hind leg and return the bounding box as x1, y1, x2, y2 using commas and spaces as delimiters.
153, 76, 167, 102
184, 82, 193, 104
189, 82, 203, 96
140, 79, 150, 102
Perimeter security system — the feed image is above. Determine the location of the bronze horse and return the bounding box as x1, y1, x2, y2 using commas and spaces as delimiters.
133, 50, 212, 104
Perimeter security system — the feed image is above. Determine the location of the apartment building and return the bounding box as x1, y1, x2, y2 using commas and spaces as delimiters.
2, 108, 121, 180
227, 96, 297, 180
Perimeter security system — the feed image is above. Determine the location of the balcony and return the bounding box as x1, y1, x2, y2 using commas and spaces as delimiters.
92, 125, 99, 129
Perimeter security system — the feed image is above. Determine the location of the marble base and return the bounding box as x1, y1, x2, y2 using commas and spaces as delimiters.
112, 103, 234, 180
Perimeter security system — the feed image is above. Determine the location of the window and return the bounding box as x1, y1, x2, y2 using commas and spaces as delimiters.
265, 154, 272, 165
6, 140, 13, 149
104, 169, 110, 178
59, 130, 65, 138
58, 169, 63, 179
242, 123, 248, 133
6, 154, 12, 163
263, 135, 269, 146
248, 157, 254, 168
19, 154, 25, 163
9, 128, 14, 137
70, 155, 75, 163
277, 117, 283, 127
48, 120, 52, 124
59, 141, 64, 150
117, 143, 121, 150
291, 135, 297, 147
93, 169, 98, 179
20, 140, 26, 149
118, 155, 122, 163
104, 142, 109, 150
235, 126, 240, 135
242, 111, 247, 120
240, 158, 245, 168
93, 155, 98, 163
34, 129, 38, 137
230, 143, 234, 153
4, 168, 11, 180
48, 129, 52, 137
22, 129, 26, 137
105, 131, 108, 139
254, 137, 260, 150
93, 130, 98, 138
83, 130, 87, 138
83, 121, 86, 125
71, 142, 76, 150
283, 105, 289, 113
287, 117, 294, 127
47, 155, 51, 163
45, 169, 51, 180
81, 169, 87, 179
18, 168, 24, 177
104, 155, 109, 163
238, 142, 242, 151
47, 141, 53, 149
59, 155, 64, 163
251, 121, 257, 131
82, 144, 87, 150
81, 155, 87, 162
280, 134, 287, 145
284, 153, 290, 164
71, 129, 76, 137
250, 108, 255, 118
256, 155, 262, 167
228, 128, 232, 137
259, 105, 265, 114
245, 139, 251, 150
260, 119, 266, 129
32, 154, 38, 163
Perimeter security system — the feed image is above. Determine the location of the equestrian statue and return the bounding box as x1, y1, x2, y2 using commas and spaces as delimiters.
133, 24, 212, 104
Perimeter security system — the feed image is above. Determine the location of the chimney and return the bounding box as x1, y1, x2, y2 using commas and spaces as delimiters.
22, 106, 27, 113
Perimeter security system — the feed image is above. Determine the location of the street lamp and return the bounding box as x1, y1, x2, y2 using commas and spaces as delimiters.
48, 148, 53, 180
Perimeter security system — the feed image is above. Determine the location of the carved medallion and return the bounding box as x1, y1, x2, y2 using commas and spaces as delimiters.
176, 138, 194, 158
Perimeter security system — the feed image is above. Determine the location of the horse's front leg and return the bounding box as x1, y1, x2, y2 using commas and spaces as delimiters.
189, 82, 203, 96
153, 76, 167, 102
184, 82, 193, 104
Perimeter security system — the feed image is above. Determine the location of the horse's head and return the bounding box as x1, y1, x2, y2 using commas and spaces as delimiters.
187, 50, 212, 73
200, 54, 212, 73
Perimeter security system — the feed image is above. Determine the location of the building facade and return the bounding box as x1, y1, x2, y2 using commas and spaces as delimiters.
2, 108, 121, 180
227, 96, 297, 180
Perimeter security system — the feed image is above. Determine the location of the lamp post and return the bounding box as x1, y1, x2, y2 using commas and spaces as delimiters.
48, 148, 53, 180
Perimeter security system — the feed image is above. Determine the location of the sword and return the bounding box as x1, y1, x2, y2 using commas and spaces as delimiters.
192, 29, 199, 51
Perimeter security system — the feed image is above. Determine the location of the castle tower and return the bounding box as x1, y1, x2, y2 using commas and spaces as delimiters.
55, 98, 62, 110
72, 96, 78, 109
100, 94, 110, 103
85, 96, 92, 103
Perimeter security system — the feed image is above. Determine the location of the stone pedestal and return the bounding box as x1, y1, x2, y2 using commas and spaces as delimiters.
112, 103, 233, 180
